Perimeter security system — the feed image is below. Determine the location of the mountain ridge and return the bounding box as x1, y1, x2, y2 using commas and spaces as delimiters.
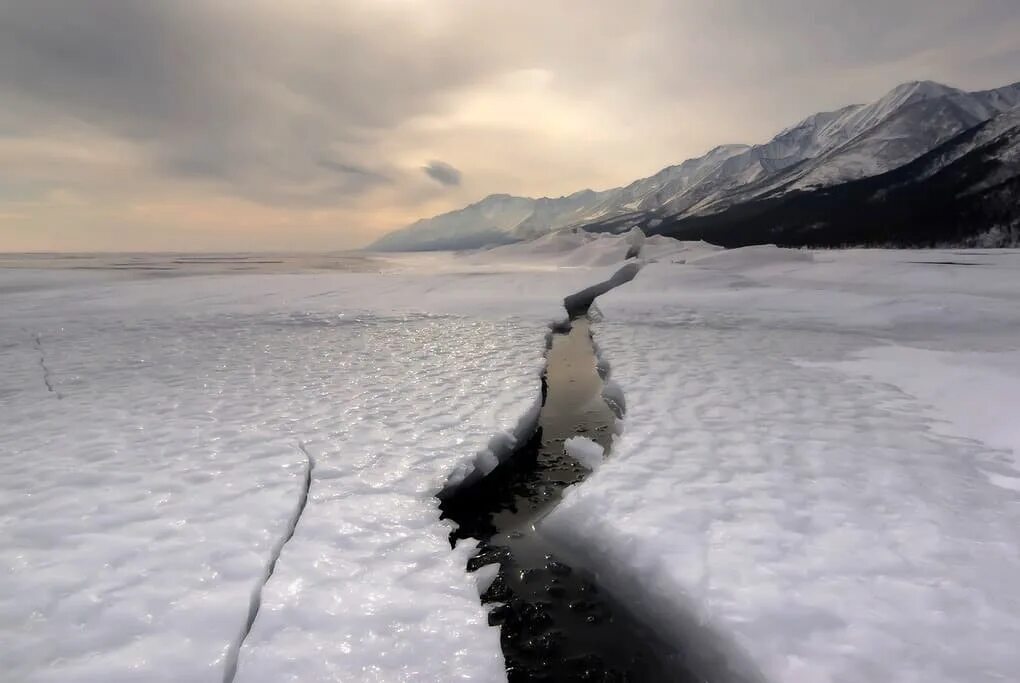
632, 106, 1020, 248
369, 79, 1020, 251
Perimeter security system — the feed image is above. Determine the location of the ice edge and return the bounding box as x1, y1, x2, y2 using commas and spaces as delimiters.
439, 260, 646, 500
544, 301, 771, 683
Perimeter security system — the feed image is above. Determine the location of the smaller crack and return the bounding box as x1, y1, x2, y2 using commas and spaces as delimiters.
223, 442, 315, 683
33, 334, 63, 400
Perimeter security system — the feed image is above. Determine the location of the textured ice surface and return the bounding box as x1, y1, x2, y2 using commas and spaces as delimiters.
0, 258, 608, 683
543, 247, 1020, 683
830, 347, 1020, 473
7, 243, 1020, 683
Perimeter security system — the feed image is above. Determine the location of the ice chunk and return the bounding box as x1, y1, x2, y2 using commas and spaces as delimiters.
564, 436, 605, 470
472, 564, 501, 596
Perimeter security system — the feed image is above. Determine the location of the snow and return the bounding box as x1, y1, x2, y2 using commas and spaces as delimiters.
686, 243, 813, 268
564, 436, 605, 471
830, 346, 1020, 481
542, 246, 1020, 683
639, 236, 723, 263
0, 255, 610, 683
462, 229, 721, 271
464, 227, 645, 268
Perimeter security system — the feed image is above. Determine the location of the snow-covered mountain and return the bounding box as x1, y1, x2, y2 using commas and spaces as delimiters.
368, 189, 630, 251
369, 79, 1020, 251
368, 194, 533, 251
717, 80, 1020, 199
588, 79, 1020, 229
643, 105, 1020, 248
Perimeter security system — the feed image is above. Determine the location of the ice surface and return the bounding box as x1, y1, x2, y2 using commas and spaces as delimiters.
6, 242, 1020, 683
0, 256, 611, 683
543, 246, 1020, 683
830, 346, 1020, 486
564, 436, 605, 471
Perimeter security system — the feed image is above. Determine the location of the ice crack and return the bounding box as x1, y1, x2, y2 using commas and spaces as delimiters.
437, 262, 692, 680
223, 442, 315, 683
32, 334, 63, 400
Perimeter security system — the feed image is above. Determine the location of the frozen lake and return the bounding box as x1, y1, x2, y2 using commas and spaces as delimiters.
0, 252, 385, 274
2, 235, 1020, 683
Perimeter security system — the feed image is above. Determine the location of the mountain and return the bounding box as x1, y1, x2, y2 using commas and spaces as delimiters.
368, 190, 621, 251
582, 80, 1020, 233
714, 80, 1020, 198
369, 79, 1020, 251
637, 106, 1020, 248
368, 194, 533, 251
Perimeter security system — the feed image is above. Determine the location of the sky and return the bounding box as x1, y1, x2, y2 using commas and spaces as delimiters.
1, 0, 1019, 252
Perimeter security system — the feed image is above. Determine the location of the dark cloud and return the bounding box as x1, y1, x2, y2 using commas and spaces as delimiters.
319, 160, 391, 182
423, 160, 462, 187
0, 0, 495, 206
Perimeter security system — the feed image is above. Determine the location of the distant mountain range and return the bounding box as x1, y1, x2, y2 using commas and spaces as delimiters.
369, 79, 1020, 251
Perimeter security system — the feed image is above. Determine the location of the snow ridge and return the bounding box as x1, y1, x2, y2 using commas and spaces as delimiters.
224, 443, 315, 683
563, 262, 642, 318
32, 333, 62, 400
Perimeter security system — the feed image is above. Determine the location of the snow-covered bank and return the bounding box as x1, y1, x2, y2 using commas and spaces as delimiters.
458, 226, 722, 270
542, 246, 1020, 683
0, 257, 614, 682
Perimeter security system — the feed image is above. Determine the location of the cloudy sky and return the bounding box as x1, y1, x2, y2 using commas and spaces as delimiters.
1, 0, 1018, 252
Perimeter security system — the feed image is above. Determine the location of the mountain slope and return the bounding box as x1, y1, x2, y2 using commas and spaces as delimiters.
369, 194, 535, 251
594, 80, 1020, 224
729, 81, 1020, 196
639, 107, 1020, 248
369, 79, 1020, 251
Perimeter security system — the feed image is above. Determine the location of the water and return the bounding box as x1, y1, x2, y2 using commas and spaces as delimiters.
440, 317, 697, 682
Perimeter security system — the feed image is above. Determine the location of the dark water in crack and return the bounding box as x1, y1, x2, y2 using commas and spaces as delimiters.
440, 317, 698, 682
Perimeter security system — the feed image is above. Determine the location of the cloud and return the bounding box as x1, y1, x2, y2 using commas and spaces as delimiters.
0, 0, 495, 207
422, 160, 462, 187
0, 0, 1018, 250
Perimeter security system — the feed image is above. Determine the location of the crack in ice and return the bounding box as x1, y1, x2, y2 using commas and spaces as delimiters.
437, 258, 694, 680
223, 442, 315, 683
32, 334, 63, 400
